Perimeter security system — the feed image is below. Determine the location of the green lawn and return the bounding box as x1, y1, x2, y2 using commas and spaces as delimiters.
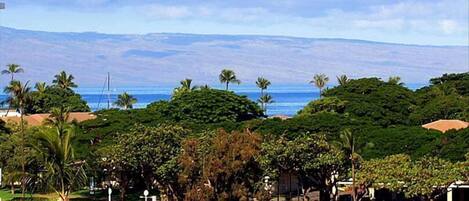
0, 189, 16, 201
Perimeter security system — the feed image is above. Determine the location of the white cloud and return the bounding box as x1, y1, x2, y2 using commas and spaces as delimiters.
144, 5, 191, 19
439, 20, 458, 34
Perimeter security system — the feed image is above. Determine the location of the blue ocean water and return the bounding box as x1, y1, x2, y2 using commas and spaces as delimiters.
0, 83, 426, 116
76, 85, 319, 116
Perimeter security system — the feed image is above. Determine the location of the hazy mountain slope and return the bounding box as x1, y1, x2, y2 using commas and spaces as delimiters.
0, 26, 467, 86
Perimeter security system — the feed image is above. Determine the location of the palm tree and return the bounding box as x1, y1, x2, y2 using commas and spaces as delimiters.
2, 64, 24, 81
4, 80, 31, 198
337, 75, 349, 86
172, 78, 197, 97
388, 76, 403, 86
52, 71, 77, 90
44, 107, 71, 135
334, 129, 357, 201
335, 129, 373, 201
310, 74, 329, 98
34, 108, 86, 201
219, 69, 241, 90
258, 94, 274, 113
114, 92, 137, 110
256, 77, 271, 96
35, 82, 47, 94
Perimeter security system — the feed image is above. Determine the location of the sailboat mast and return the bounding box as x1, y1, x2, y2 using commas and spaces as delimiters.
107, 72, 110, 109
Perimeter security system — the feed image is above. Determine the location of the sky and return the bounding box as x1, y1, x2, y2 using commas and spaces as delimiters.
0, 0, 468, 46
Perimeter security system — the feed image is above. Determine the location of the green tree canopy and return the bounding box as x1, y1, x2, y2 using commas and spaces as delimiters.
148, 88, 264, 124
323, 78, 416, 126
259, 133, 344, 201
297, 96, 348, 116
357, 154, 464, 201
26, 86, 90, 114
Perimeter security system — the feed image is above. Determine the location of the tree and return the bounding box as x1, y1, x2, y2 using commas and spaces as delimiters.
114, 92, 137, 110
323, 78, 416, 126
33, 110, 87, 201
256, 77, 273, 113
338, 129, 359, 201
52, 71, 77, 90
297, 97, 347, 116
310, 74, 329, 98
337, 75, 349, 86
219, 69, 241, 90
256, 77, 271, 95
179, 129, 263, 201
173, 78, 197, 98
98, 124, 189, 201
35, 82, 47, 94
258, 94, 274, 114
387, 76, 403, 86
156, 88, 263, 124
357, 154, 463, 201
259, 133, 344, 201
2, 64, 24, 81
4, 80, 31, 198
26, 86, 90, 114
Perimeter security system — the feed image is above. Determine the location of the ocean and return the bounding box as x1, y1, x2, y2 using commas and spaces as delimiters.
0, 84, 426, 116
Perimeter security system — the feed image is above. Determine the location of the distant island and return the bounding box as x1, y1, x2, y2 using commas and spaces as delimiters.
0, 26, 467, 87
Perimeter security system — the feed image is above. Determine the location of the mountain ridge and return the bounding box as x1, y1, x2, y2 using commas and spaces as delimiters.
0, 26, 467, 87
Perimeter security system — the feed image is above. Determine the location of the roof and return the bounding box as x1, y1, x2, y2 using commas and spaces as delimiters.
0, 112, 96, 126
269, 115, 291, 120
422, 119, 469, 133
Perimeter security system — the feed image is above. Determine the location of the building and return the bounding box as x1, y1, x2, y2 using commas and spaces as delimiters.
0, 112, 96, 126
422, 119, 469, 133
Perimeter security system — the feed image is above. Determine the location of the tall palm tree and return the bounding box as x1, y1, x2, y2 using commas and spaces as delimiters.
256, 77, 271, 96
219, 69, 240, 90
4, 80, 31, 198
2, 64, 24, 81
310, 74, 329, 98
388, 76, 403, 86
52, 71, 77, 90
338, 129, 357, 201
337, 75, 349, 86
35, 82, 47, 94
114, 92, 137, 110
34, 108, 86, 201
258, 94, 274, 113
335, 129, 373, 201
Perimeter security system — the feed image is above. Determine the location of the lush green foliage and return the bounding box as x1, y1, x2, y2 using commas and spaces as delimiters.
358, 126, 441, 160
259, 133, 344, 201
323, 78, 416, 126
148, 89, 264, 124
26, 86, 90, 114
297, 96, 347, 116
98, 124, 189, 201
357, 154, 466, 200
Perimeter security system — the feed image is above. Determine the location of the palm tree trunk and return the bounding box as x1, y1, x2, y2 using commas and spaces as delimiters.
319, 87, 322, 98
225, 82, 229, 90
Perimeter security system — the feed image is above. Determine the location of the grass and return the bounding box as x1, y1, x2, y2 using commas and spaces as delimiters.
0, 189, 93, 201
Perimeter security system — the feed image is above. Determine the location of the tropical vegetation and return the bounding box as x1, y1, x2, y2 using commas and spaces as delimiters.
0, 65, 468, 201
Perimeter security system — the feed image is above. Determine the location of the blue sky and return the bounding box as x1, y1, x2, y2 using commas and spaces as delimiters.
1, 0, 468, 45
